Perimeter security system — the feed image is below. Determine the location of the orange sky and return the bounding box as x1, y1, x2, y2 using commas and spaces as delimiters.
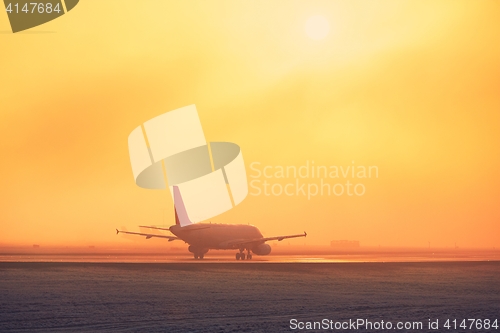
1, 1, 499, 249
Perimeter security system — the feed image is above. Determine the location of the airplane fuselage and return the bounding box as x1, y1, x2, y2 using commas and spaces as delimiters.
169, 223, 263, 252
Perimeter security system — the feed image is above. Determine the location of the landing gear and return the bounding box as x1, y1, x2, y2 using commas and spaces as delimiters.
246, 248, 252, 260
193, 253, 204, 260
236, 249, 252, 260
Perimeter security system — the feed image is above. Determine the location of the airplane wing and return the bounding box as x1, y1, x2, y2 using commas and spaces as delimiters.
139, 225, 211, 232
226, 231, 307, 248
138, 225, 172, 232
115, 229, 180, 242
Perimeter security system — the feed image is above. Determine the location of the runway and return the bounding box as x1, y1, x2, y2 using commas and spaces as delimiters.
0, 249, 498, 263
1, 261, 499, 332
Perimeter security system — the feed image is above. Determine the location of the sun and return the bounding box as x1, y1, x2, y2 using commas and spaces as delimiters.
305, 15, 330, 40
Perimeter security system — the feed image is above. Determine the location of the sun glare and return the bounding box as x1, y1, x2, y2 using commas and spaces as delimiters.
305, 15, 330, 40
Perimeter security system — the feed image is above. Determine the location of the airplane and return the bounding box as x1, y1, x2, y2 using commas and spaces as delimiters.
116, 186, 307, 260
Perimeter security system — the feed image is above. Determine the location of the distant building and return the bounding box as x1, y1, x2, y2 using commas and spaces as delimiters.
330, 240, 360, 248
32, 244, 40, 248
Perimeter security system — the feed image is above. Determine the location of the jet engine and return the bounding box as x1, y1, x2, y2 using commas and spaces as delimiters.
188, 245, 208, 254
251, 243, 271, 255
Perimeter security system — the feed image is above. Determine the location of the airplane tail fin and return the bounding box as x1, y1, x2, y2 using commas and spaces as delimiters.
175, 209, 180, 226
173, 186, 193, 227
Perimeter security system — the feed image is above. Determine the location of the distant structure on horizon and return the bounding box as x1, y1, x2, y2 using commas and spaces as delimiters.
330, 240, 360, 248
